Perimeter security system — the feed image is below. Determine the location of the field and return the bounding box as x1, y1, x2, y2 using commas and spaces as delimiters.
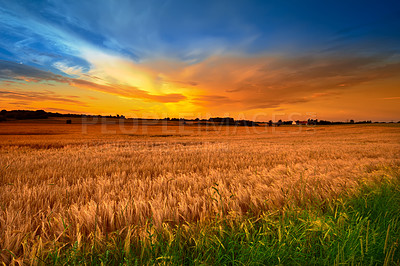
1, 120, 400, 264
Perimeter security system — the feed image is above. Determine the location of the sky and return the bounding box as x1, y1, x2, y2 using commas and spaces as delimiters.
0, 0, 400, 121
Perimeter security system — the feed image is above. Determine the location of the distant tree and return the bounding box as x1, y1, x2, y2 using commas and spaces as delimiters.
350, 119, 354, 124
307, 119, 317, 125
268, 120, 273, 127
318, 120, 332, 125
16, 113, 28, 120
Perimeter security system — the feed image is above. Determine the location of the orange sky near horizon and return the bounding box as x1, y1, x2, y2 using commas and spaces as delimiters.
1, 52, 399, 122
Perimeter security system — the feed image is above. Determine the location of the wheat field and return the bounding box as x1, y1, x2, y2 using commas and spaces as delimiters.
0, 121, 399, 263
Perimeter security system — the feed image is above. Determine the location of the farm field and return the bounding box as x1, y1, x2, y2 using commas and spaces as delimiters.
0, 121, 399, 264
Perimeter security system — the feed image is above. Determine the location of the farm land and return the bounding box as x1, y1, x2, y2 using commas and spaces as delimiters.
0, 119, 399, 264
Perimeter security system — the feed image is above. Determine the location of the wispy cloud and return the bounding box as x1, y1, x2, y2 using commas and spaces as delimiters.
142, 53, 400, 111
2, 48, 400, 112
0, 60, 186, 103
53, 61, 85, 76
68, 78, 186, 103
0, 89, 87, 105
44, 107, 84, 113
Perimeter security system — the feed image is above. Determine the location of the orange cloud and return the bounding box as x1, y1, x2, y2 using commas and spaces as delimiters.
68, 78, 186, 103
0, 60, 187, 104
140, 54, 400, 114
0, 89, 88, 106
1, 52, 400, 120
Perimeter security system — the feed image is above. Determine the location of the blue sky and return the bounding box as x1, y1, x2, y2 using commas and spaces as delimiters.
2, 0, 400, 66
1, 0, 400, 120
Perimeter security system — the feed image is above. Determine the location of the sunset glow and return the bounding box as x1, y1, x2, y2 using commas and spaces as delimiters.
1, 0, 400, 121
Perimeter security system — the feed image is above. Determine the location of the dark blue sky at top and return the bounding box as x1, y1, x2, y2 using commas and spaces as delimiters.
1, 0, 400, 75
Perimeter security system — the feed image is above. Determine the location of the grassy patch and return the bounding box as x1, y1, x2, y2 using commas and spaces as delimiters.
40, 179, 400, 265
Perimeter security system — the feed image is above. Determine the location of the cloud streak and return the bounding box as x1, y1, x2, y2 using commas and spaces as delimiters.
2, 48, 400, 114
143, 53, 400, 111
0, 60, 186, 103
0, 89, 87, 106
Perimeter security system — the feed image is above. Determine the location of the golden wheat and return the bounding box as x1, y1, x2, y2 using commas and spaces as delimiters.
0, 122, 399, 263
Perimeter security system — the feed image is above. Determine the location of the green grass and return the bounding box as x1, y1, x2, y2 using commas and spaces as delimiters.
39, 179, 400, 265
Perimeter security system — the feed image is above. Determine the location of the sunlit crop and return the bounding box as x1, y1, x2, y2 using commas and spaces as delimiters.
0, 121, 399, 264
